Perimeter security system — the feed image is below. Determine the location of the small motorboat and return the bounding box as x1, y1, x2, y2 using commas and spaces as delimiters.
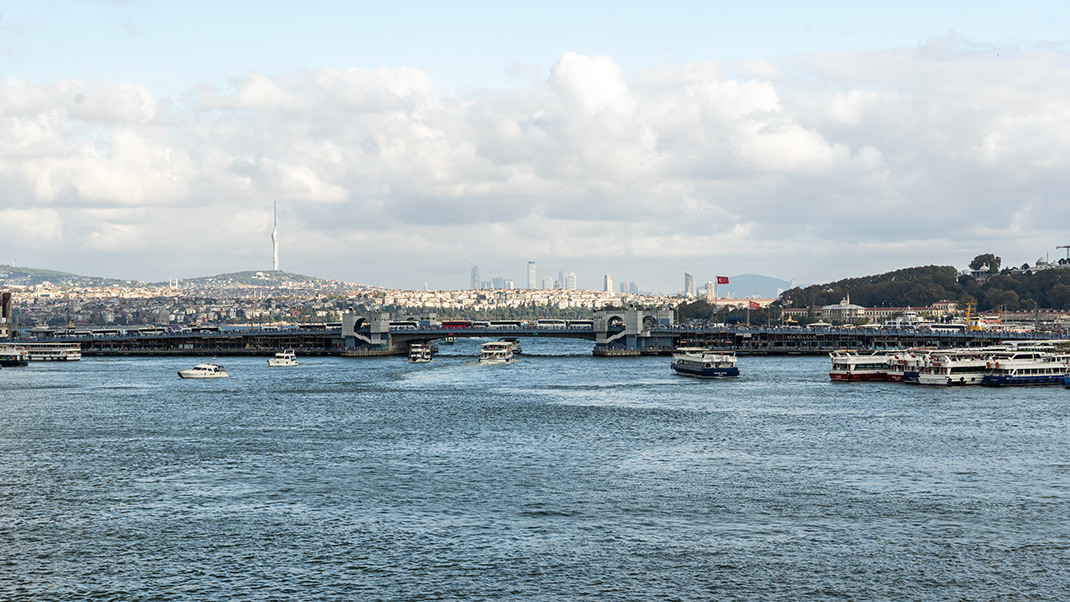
268, 349, 298, 367
178, 362, 229, 379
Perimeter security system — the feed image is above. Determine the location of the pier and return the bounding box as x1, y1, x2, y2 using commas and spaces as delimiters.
14, 308, 1054, 358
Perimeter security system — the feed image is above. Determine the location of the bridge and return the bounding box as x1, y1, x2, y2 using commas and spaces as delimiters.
15, 308, 1056, 357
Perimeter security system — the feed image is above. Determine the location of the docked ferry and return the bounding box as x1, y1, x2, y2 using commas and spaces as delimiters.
981, 350, 1070, 386
828, 350, 892, 381
917, 348, 1004, 386
670, 347, 739, 378
11, 342, 81, 361
0, 345, 29, 367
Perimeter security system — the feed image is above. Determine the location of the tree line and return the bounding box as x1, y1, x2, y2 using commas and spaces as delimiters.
778, 255, 1070, 312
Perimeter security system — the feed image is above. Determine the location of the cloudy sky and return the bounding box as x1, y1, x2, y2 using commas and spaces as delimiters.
2, 1, 1069, 293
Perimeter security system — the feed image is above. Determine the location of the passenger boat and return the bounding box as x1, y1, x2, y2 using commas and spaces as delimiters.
0, 345, 29, 367
479, 341, 514, 364
12, 342, 81, 361
981, 351, 1070, 386
267, 349, 298, 367
178, 362, 229, 379
828, 350, 892, 381
500, 338, 522, 355
888, 349, 930, 383
408, 343, 433, 363
917, 348, 1003, 386
670, 347, 739, 378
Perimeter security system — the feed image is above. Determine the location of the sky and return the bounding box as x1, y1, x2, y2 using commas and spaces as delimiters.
2, 1, 1070, 293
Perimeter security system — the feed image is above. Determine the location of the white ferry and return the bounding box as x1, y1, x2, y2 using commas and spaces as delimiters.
828, 350, 892, 381
408, 343, 432, 363
0, 345, 29, 367
887, 349, 930, 383
479, 341, 514, 364
670, 347, 739, 378
178, 362, 229, 379
267, 349, 298, 367
500, 338, 522, 355
981, 350, 1070, 386
14, 342, 82, 361
917, 347, 1004, 386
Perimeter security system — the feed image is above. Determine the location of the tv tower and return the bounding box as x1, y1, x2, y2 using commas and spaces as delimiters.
271, 201, 279, 271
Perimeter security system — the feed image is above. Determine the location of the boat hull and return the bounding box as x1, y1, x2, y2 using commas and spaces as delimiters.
829, 371, 886, 382
981, 374, 1065, 386
672, 363, 738, 378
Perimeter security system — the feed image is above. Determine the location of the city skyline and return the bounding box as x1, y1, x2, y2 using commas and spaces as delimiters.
2, 2, 1070, 293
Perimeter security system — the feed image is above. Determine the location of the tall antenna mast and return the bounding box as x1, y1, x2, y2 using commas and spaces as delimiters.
271, 200, 279, 271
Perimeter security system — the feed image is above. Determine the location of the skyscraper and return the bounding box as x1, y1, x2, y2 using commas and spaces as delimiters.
271, 201, 279, 271
684, 272, 696, 297
564, 272, 577, 290
604, 274, 613, 293
470, 264, 480, 289
527, 261, 537, 289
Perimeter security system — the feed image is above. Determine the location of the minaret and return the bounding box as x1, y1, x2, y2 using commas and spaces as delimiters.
271, 201, 279, 271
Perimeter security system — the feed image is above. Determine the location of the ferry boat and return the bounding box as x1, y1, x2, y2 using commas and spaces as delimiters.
479, 341, 514, 364
408, 343, 432, 363
888, 349, 930, 383
178, 362, 229, 379
0, 345, 29, 367
13, 342, 81, 361
670, 347, 739, 378
917, 348, 1003, 386
500, 338, 522, 355
828, 350, 892, 381
267, 349, 298, 367
981, 351, 1070, 386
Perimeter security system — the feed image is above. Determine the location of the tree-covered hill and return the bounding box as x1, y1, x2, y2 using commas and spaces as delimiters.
778, 258, 1070, 311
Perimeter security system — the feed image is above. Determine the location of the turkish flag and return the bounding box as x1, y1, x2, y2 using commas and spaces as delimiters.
717, 276, 729, 284
749, 301, 760, 309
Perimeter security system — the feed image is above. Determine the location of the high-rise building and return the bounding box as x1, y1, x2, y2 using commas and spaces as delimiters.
604, 274, 613, 293
527, 261, 537, 289
470, 264, 480, 289
542, 276, 553, 289
684, 272, 696, 297
705, 281, 715, 300
564, 272, 577, 290
629, 282, 639, 295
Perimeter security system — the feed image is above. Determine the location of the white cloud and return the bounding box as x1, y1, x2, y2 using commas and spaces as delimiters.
3, 40, 1070, 291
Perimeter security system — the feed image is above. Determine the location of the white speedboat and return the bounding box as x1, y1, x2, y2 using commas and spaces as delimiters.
178, 362, 229, 379
268, 349, 298, 367
670, 347, 739, 378
479, 341, 514, 364
408, 343, 432, 363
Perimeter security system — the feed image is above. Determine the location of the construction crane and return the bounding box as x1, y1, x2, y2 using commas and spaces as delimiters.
1059, 245, 1070, 262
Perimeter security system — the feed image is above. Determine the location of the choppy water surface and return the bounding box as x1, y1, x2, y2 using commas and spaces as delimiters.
3, 338, 1070, 600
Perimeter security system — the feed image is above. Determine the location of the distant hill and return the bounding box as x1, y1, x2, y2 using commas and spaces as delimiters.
0, 264, 129, 288
721, 274, 794, 298
172, 270, 355, 288
0, 265, 363, 291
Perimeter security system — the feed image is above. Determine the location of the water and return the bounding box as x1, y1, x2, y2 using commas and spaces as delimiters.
3, 338, 1070, 601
